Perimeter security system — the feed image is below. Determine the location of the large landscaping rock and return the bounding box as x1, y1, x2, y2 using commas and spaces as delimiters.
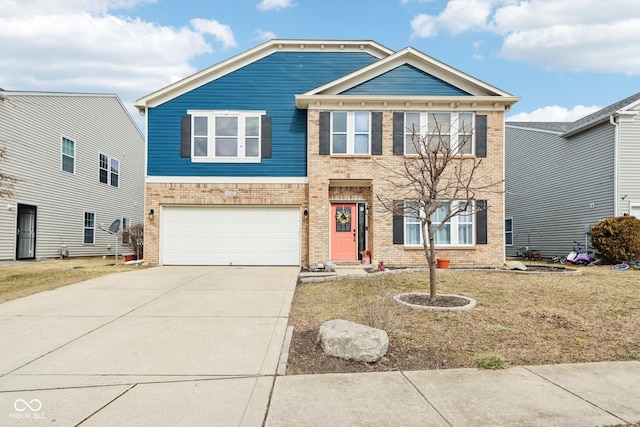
317, 319, 389, 363
504, 261, 528, 271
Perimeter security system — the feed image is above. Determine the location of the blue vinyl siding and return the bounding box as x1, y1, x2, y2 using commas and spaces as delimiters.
147, 51, 378, 177
341, 64, 470, 96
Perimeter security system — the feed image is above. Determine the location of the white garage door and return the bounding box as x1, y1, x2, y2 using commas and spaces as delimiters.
161, 206, 300, 266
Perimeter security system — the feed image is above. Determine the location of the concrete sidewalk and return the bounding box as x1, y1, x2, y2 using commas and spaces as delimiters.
266, 362, 640, 426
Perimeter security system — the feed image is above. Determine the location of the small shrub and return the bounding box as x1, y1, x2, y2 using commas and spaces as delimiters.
474, 355, 506, 370
589, 216, 640, 264
356, 278, 405, 331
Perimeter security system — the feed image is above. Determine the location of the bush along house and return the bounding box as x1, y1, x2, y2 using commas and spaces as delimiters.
134, 39, 519, 267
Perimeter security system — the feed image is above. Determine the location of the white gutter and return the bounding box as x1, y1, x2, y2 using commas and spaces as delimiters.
610, 114, 619, 216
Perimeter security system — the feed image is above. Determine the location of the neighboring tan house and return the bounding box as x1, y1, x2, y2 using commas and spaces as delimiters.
0, 90, 145, 260
134, 39, 518, 267
505, 92, 640, 258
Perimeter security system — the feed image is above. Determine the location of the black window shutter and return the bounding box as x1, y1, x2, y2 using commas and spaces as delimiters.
392, 200, 404, 244
476, 115, 487, 158
393, 112, 404, 155
476, 199, 488, 244
180, 115, 191, 158
319, 112, 330, 155
371, 112, 383, 155
261, 115, 272, 159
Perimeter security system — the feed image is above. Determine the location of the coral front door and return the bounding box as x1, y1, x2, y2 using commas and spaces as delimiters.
331, 203, 357, 260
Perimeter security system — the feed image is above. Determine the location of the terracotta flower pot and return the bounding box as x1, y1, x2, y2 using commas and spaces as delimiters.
436, 258, 450, 269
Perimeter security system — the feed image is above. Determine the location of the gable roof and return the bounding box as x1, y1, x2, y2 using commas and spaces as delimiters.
295, 46, 519, 110
133, 39, 394, 113
561, 91, 640, 137
507, 92, 640, 138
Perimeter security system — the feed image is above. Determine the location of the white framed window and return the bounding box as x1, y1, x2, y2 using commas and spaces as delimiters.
83, 211, 95, 244
404, 112, 474, 155
403, 200, 475, 246
99, 153, 119, 187
331, 111, 371, 155
61, 136, 75, 174
189, 110, 263, 162
505, 218, 513, 246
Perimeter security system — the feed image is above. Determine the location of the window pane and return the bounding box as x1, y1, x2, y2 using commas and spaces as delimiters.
62, 138, 74, 156
245, 117, 259, 136
62, 155, 74, 173
100, 154, 108, 169
459, 113, 473, 134
458, 135, 472, 154
505, 218, 513, 232
110, 158, 119, 174
405, 137, 419, 155
506, 233, 513, 245
335, 207, 352, 232
332, 134, 347, 154
84, 212, 94, 227
111, 173, 119, 187
245, 138, 259, 157
406, 113, 420, 134
332, 112, 347, 132
435, 224, 451, 244
194, 116, 208, 136
428, 113, 451, 134
99, 168, 108, 184
194, 137, 208, 156
84, 228, 94, 244
354, 134, 369, 154
354, 112, 369, 132
215, 138, 238, 157
458, 224, 473, 245
405, 223, 421, 245
216, 117, 237, 137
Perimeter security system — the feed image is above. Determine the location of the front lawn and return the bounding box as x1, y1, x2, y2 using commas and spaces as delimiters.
286, 266, 640, 374
0, 257, 144, 303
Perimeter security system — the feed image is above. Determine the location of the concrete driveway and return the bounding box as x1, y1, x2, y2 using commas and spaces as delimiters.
0, 266, 299, 426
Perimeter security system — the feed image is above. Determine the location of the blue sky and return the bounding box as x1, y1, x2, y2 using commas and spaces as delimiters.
2, 0, 640, 127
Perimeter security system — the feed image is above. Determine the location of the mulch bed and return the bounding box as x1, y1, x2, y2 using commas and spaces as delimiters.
398, 294, 469, 307
287, 330, 453, 375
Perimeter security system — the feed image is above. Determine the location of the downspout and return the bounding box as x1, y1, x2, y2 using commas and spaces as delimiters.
610, 114, 619, 216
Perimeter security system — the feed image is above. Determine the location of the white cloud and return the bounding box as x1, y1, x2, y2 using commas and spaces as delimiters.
0, 1, 237, 130
507, 105, 601, 122
257, 0, 295, 11
191, 18, 237, 49
410, 0, 640, 74
254, 29, 277, 42
411, 0, 493, 37
410, 14, 437, 38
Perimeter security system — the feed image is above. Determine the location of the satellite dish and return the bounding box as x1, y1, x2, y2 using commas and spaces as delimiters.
108, 219, 121, 234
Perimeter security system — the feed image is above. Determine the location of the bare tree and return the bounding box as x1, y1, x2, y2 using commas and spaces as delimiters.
376, 116, 503, 301
0, 146, 18, 199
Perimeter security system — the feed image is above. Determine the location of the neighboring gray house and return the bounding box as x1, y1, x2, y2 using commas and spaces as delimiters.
0, 90, 145, 260
505, 92, 640, 258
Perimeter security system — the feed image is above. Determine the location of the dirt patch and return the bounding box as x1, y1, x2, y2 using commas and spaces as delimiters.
397, 293, 470, 307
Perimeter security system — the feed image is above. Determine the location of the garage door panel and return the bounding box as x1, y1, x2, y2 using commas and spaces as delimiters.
161, 206, 300, 266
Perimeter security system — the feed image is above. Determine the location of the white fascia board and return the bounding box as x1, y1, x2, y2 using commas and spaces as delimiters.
1, 90, 117, 98
133, 39, 394, 113
146, 176, 309, 184
303, 47, 516, 99
295, 95, 521, 110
